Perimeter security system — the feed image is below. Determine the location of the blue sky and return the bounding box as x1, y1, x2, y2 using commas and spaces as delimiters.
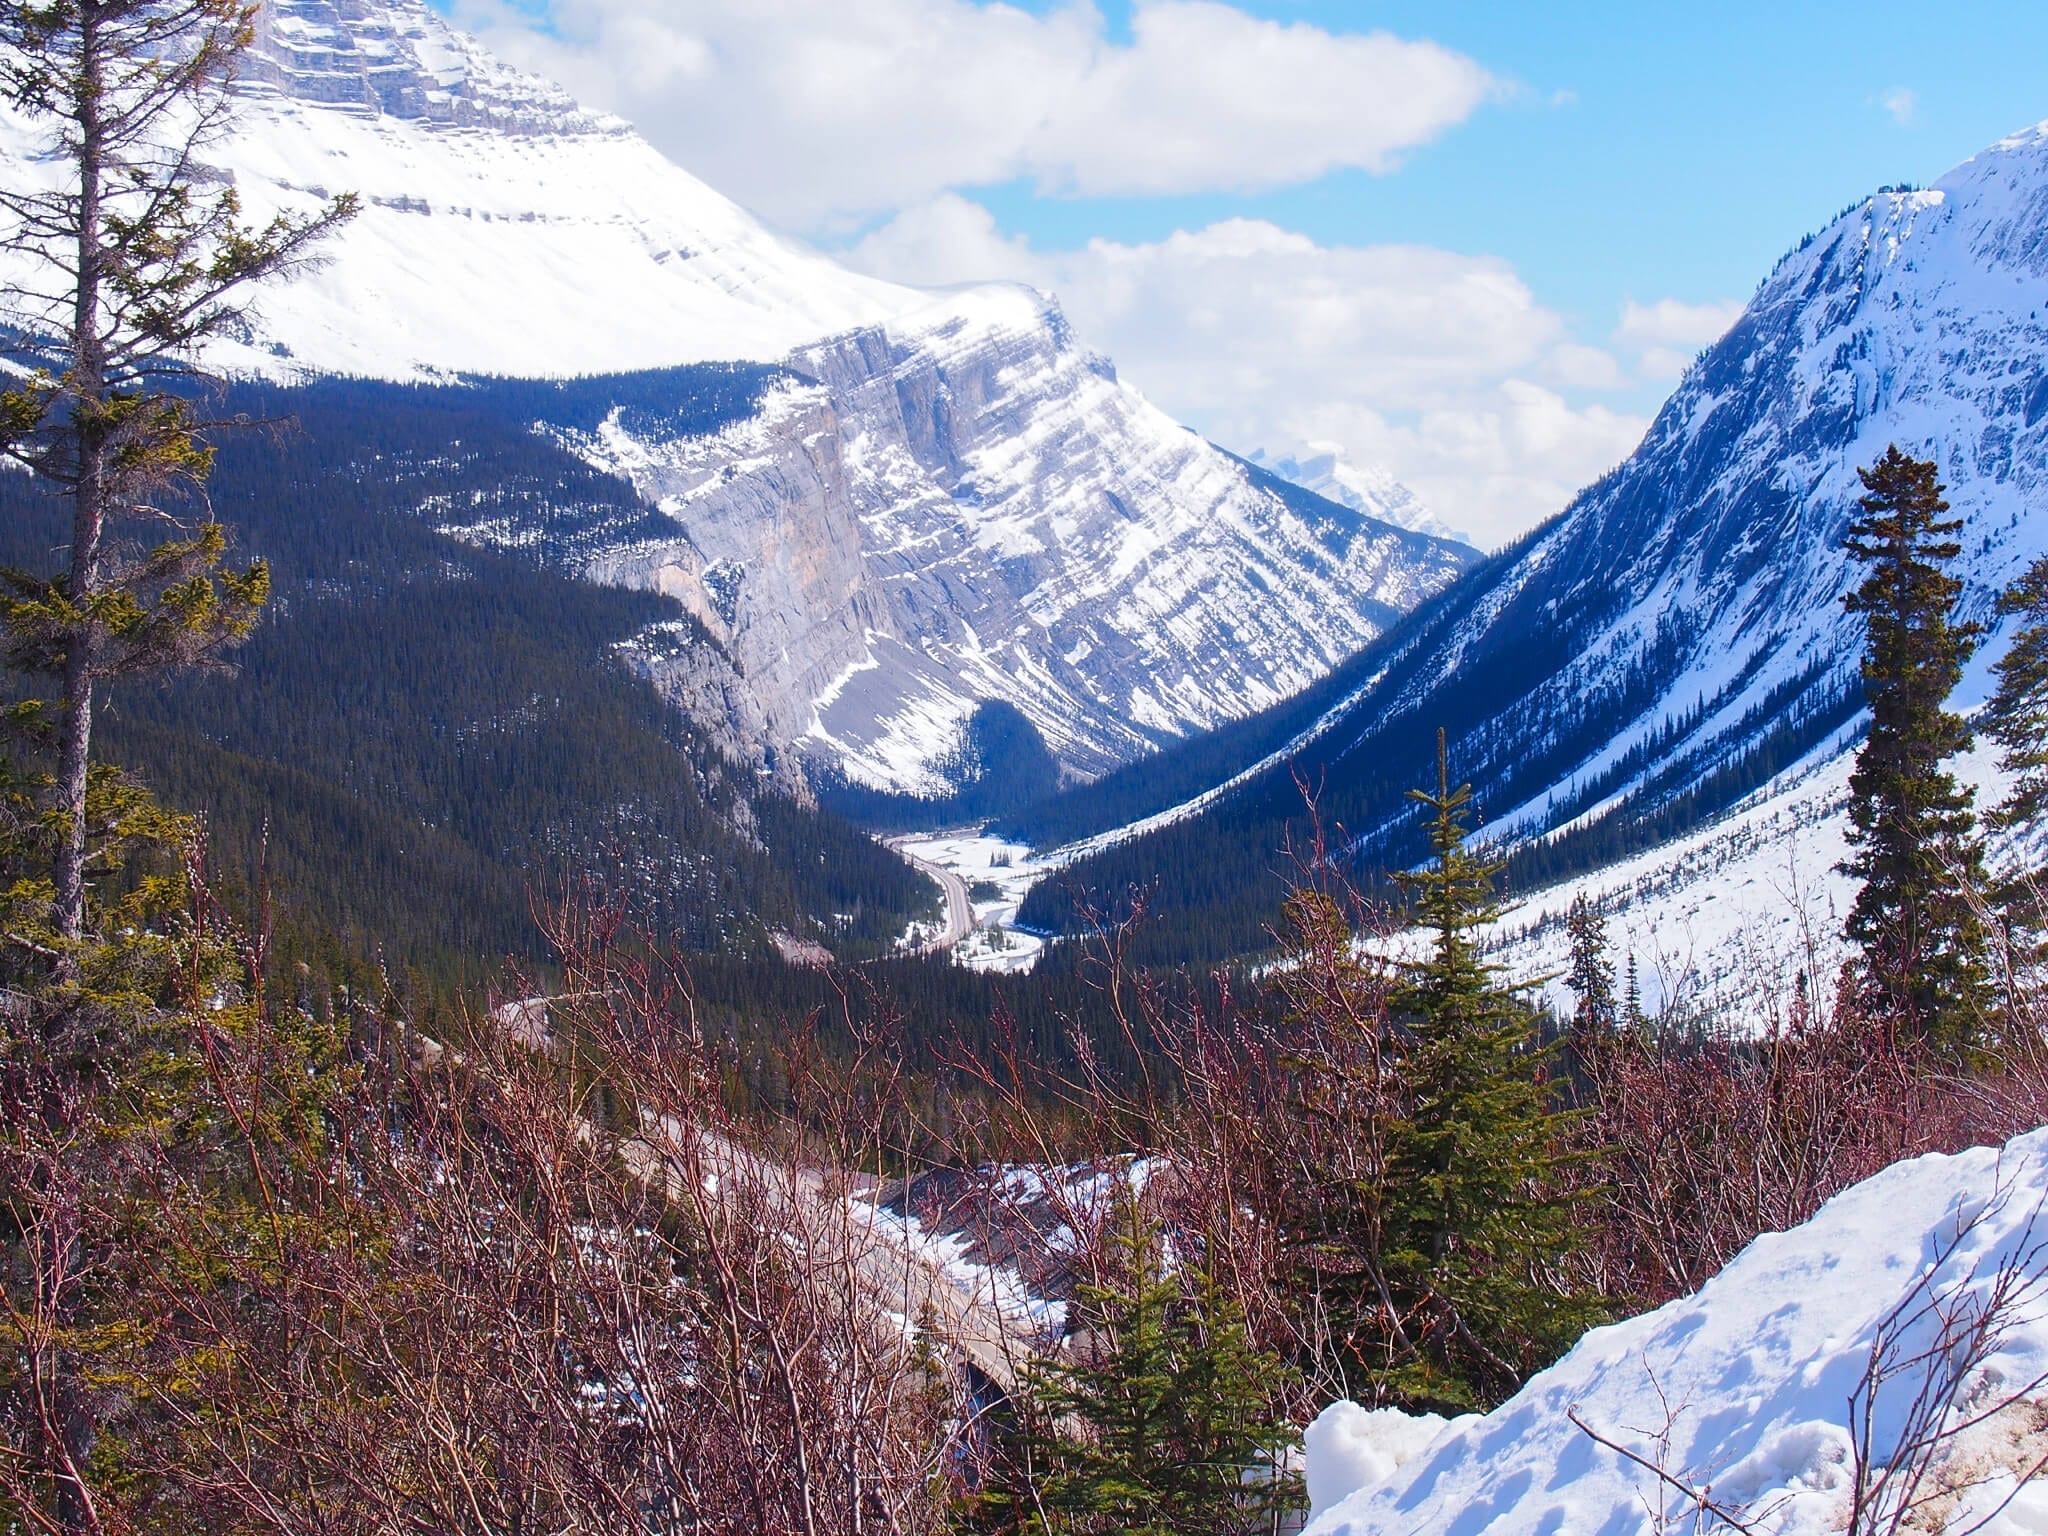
979, 2, 2048, 330
447, 0, 2048, 544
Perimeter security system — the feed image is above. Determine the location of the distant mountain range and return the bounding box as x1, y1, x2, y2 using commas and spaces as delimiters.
0, 0, 1473, 798
1247, 447, 1471, 546
1016, 121, 2048, 971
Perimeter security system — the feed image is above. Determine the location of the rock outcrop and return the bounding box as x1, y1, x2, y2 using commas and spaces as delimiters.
567, 287, 1476, 788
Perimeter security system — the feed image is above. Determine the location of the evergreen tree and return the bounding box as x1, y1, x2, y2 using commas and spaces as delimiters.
1838, 446, 1993, 1053
1622, 954, 1645, 1034
1379, 731, 1600, 1411
0, 15, 347, 1524
983, 1197, 1302, 1536
0, 733, 354, 1532
0, 0, 352, 945
1563, 893, 1616, 1037
1985, 552, 2048, 833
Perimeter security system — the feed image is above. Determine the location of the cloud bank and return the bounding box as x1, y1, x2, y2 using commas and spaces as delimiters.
455, 0, 1498, 228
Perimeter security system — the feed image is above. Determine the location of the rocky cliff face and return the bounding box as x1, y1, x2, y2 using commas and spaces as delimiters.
247, 0, 608, 134
562, 287, 1477, 788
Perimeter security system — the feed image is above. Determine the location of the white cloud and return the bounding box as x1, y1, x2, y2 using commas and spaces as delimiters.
1275, 387, 1649, 552
850, 196, 1651, 547
451, 0, 1497, 227
1543, 342, 1630, 392
1880, 87, 1919, 127
1616, 296, 1745, 349
1615, 296, 1745, 382
848, 193, 1050, 288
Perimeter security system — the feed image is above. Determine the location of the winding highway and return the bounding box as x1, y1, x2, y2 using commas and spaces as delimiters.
888, 837, 978, 952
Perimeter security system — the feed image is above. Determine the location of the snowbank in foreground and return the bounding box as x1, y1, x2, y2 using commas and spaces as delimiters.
1304, 1130, 2048, 1535
1303, 1401, 1466, 1521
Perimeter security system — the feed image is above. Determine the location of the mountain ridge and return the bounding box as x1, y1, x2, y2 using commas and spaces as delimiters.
14, 0, 1479, 794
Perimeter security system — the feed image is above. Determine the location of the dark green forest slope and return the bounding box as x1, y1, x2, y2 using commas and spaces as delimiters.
0, 369, 934, 980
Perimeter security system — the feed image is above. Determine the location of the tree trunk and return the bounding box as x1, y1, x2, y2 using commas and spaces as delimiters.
46, 13, 106, 1528
52, 0, 105, 951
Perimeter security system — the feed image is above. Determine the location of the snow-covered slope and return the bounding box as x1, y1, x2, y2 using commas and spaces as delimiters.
1304, 1130, 2048, 1535
550, 289, 1473, 786
194, 0, 914, 376
1027, 118, 2048, 956
0, 0, 1470, 790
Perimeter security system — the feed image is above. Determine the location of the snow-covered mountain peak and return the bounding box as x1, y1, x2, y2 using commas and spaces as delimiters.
246, 0, 620, 140
560, 280, 1480, 788
1027, 114, 2048, 979
1937, 117, 2048, 273
0, 0, 1473, 791
128, 0, 918, 376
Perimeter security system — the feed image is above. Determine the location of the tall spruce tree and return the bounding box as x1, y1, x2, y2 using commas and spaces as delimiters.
983, 1197, 1302, 1536
0, 0, 352, 946
1985, 553, 2048, 834
0, 8, 347, 1529
1839, 446, 1993, 1053
1380, 731, 1598, 1412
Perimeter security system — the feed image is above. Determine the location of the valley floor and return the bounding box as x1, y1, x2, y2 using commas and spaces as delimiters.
891, 831, 1054, 973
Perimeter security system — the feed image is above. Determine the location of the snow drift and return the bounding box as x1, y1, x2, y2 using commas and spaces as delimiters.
1303, 1130, 2048, 1535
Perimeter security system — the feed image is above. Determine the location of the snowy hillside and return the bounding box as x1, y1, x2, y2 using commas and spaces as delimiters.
1022, 117, 2048, 960
1457, 127, 2048, 851
187, 0, 913, 376
1303, 1130, 2048, 1535
0, 0, 1472, 792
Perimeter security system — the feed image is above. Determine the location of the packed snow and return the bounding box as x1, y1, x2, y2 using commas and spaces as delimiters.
1303, 1130, 2048, 1535
847, 1156, 1167, 1346
851, 1188, 1069, 1344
